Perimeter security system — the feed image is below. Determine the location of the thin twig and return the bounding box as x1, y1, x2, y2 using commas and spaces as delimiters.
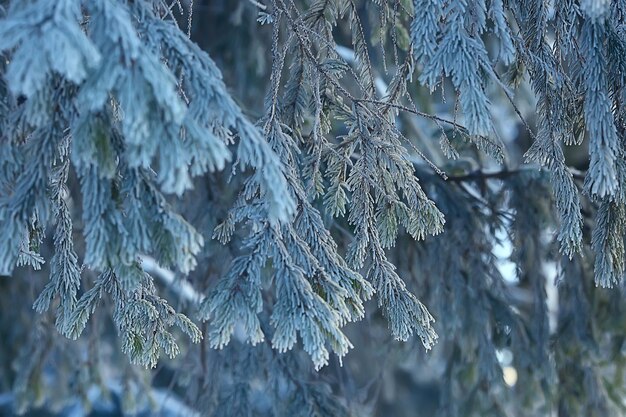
444, 167, 586, 183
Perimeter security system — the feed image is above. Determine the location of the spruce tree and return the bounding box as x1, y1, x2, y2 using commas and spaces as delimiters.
1, 0, 626, 416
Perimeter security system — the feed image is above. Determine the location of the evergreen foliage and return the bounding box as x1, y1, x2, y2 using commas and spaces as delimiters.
1, 0, 626, 416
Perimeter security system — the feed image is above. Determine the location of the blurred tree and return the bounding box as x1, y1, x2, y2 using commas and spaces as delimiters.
1, 0, 626, 416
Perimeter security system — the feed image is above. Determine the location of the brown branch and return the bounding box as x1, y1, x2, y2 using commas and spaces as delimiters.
443, 167, 586, 183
